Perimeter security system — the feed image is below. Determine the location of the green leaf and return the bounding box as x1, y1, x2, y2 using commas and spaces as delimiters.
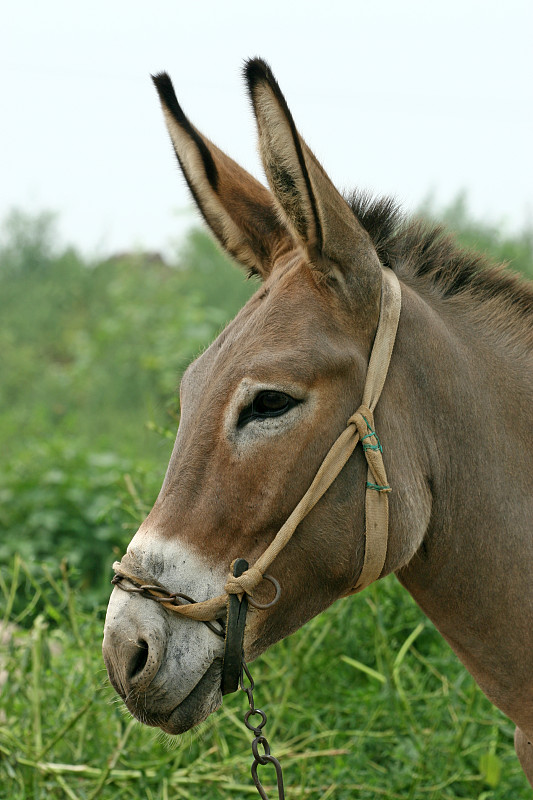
479, 751, 502, 787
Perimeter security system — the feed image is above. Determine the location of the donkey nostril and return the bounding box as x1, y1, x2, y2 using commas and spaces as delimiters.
128, 639, 149, 680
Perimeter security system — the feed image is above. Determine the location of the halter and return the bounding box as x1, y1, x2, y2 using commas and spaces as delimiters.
112, 267, 402, 694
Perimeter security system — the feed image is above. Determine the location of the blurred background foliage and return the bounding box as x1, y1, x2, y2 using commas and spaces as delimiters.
0, 203, 532, 798
0, 211, 257, 601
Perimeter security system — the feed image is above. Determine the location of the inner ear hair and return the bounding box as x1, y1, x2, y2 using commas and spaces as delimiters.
245, 59, 322, 252
153, 71, 294, 280
244, 58, 383, 301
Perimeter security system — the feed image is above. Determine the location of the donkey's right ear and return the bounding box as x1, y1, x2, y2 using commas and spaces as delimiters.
152, 73, 294, 279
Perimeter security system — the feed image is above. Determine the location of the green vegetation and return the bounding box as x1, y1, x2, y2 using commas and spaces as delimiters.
0, 211, 256, 601
1, 562, 529, 799
1, 204, 532, 798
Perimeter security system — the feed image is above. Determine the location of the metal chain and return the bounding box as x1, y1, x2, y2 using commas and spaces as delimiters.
240, 660, 285, 800
111, 575, 225, 637
113, 575, 285, 796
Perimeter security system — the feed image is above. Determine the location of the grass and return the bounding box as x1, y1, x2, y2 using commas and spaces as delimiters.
1, 560, 530, 800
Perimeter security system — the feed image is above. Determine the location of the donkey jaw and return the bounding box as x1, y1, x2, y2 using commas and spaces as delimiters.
129, 660, 224, 735
102, 593, 225, 734
103, 651, 223, 734
159, 660, 223, 734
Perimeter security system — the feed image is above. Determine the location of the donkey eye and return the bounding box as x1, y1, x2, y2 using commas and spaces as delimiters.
255, 391, 292, 414
237, 391, 299, 427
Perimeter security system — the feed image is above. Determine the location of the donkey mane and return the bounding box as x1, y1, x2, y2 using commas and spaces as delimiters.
347, 191, 533, 350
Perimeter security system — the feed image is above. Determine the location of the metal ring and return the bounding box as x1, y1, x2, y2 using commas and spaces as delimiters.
252, 735, 271, 764
205, 620, 225, 638
244, 708, 267, 732
239, 660, 255, 692
246, 574, 281, 610
251, 754, 285, 797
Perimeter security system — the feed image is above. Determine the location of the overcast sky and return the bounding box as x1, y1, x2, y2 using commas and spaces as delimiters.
1, 0, 532, 257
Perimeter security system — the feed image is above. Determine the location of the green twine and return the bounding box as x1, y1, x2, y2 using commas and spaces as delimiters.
366, 481, 390, 492
361, 416, 383, 453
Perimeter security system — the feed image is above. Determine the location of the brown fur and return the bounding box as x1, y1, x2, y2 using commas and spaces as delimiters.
104, 59, 533, 788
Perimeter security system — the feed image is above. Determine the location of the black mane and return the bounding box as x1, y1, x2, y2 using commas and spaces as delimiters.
347, 191, 533, 348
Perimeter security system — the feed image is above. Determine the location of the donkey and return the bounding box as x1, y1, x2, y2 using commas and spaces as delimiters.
103, 59, 533, 788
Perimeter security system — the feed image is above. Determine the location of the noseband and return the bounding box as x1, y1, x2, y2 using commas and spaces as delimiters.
112, 268, 402, 694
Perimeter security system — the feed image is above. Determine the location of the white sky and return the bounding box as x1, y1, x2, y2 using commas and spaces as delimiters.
1, 0, 532, 257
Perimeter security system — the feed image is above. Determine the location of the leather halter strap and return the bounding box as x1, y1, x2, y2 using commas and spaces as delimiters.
112, 268, 402, 617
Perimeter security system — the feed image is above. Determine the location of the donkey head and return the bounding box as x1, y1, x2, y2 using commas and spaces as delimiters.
103, 59, 387, 734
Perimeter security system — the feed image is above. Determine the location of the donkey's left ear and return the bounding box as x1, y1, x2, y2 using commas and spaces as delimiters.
152, 71, 295, 280
245, 59, 381, 296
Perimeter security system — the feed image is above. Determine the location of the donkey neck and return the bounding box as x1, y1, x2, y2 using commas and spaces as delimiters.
382, 277, 533, 719
386, 277, 532, 574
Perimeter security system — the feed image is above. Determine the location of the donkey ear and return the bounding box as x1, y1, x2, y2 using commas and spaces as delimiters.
245, 59, 381, 294
152, 72, 294, 279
